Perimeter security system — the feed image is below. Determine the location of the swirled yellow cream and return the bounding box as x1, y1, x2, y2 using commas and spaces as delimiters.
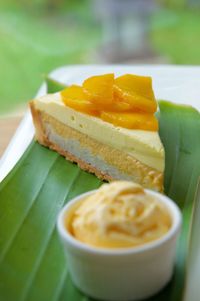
70, 181, 171, 249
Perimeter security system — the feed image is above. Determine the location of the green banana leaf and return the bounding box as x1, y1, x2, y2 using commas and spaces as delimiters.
0, 79, 200, 301
46, 76, 67, 93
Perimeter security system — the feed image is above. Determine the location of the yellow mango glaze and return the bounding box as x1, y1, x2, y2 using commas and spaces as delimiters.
61, 73, 158, 131
69, 182, 171, 249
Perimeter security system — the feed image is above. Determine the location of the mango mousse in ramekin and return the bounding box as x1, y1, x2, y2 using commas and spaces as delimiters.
57, 181, 181, 301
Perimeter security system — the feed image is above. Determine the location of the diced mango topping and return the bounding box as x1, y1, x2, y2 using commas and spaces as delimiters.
61, 74, 158, 131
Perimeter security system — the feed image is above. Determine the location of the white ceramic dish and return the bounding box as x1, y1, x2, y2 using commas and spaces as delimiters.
57, 188, 182, 301
1, 64, 200, 183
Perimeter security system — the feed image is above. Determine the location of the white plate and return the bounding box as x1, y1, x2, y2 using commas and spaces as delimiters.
0, 64, 200, 182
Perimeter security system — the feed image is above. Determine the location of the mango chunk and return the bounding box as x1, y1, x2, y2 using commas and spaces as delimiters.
114, 85, 157, 113
93, 98, 132, 112
100, 111, 158, 131
61, 85, 98, 115
83, 73, 114, 104
115, 74, 157, 113
115, 74, 155, 100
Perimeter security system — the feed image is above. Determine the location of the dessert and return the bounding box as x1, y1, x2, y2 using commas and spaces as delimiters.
30, 73, 164, 191
57, 181, 181, 301
69, 181, 171, 249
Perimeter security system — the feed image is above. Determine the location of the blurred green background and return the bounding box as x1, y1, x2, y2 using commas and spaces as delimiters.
0, 0, 200, 114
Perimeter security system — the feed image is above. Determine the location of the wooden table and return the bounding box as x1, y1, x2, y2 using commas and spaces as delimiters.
0, 115, 23, 157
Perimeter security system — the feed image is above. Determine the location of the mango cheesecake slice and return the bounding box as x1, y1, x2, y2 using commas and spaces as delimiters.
29, 73, 164, 192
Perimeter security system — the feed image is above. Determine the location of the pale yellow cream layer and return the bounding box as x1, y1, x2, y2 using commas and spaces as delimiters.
33, 93, 164, 171
70, 181, 171, 249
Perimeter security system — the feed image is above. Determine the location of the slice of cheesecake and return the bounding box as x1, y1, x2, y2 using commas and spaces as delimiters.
30, 74, 164, 192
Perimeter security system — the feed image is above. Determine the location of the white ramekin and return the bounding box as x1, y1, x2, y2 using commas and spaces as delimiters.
57, 189, 182, 301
